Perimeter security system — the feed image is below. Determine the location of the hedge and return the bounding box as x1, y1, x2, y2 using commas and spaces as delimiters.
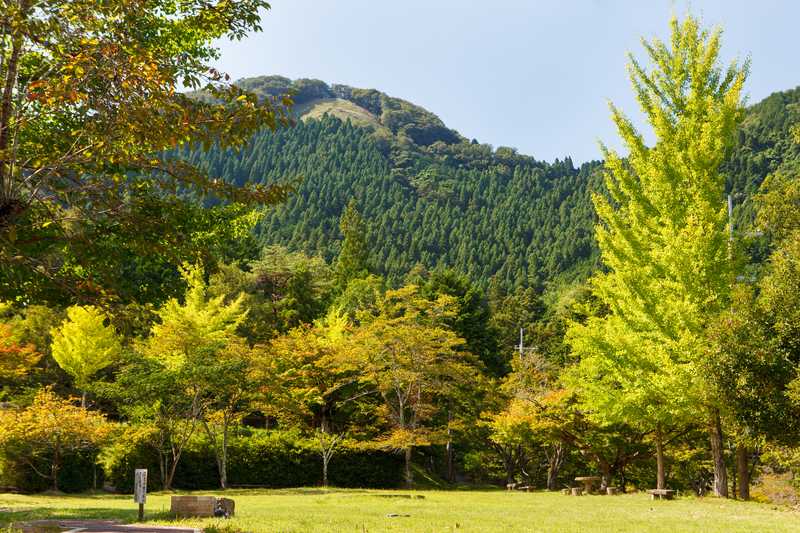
1, 448, 103, 493
105, 428, 403, 492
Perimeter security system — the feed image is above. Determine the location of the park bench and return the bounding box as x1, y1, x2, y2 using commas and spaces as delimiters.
647, 489, 675, 500
606, 487, 620, 495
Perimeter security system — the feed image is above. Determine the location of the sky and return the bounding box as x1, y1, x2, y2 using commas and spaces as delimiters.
214, 0, 800, 164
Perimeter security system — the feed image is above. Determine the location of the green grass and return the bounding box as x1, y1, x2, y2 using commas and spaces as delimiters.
294, 98, 391, 136
1, 488, 798, 533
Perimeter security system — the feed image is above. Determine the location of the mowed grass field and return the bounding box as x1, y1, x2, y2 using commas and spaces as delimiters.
2, 488, 799, 533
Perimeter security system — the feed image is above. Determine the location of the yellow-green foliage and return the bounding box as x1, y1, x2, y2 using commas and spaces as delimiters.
50, 306, 121, 391
146, 263, 247, 370
567, 16, 748, 428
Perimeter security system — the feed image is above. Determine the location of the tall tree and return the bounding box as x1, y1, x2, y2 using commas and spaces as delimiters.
335, 200, 370, 291
353, 286, 479, 487
137, 263, 248, 489
566, 16, 748, 496
267, 309, 369, 487
50, 306, 121, 407
0, 0, 292, 300
200, 338, 261, 490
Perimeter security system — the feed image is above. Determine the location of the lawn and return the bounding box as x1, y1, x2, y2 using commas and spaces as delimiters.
1, 488, 798, 533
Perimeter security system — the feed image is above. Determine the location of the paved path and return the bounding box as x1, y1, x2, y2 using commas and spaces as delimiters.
14, 520, 200, 533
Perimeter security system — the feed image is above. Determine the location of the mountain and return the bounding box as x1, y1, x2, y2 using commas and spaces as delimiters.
182, 76, 800, 289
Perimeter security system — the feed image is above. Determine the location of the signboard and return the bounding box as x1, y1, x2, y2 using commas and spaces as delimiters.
134, 469, 147, 504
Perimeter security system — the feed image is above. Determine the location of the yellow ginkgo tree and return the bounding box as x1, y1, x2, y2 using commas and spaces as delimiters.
566, 15, 748, 495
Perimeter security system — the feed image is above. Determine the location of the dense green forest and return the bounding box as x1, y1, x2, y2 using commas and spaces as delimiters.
183, 76, 800, 289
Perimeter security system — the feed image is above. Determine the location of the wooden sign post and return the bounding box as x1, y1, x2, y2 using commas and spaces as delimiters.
134, 469, 147, 521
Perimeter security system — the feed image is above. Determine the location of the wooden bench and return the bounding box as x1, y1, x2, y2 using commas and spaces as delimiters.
648, 489, 676, 500
606, 487, 620, 495
516, 485, 533, 492
570, 487, 583, 496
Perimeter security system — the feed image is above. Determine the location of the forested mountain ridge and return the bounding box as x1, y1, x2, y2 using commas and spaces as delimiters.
183, 76, 800, 289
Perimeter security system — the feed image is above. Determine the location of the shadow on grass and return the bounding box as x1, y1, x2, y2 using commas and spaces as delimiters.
1, 507, 176, 527
169, 488, 374, 497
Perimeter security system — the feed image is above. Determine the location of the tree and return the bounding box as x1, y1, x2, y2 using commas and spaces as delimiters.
199, 338, 261, 490
335, 200, 370, 290
134, 263, 248, 489
421, 269, 504, 375
0, 388, 110, 491
0, 322, 40, 380
267, 309, 369, 487
50, 306, 121, 407
352, 286, 479, 487
486, 398, 537, 485
566, 16, 748, 495
112, 355, 203, 491
0, 0, 292, 300
148, 264, 247, 371
706, 127, 800, 500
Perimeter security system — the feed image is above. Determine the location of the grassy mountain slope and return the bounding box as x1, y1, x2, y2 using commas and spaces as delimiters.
184, 76, 800, 289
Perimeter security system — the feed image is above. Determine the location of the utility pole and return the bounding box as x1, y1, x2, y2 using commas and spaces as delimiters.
728, 193, 734, 243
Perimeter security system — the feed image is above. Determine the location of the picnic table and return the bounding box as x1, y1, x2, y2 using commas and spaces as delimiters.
647, 489, 676, 500
574, 476, 601, 494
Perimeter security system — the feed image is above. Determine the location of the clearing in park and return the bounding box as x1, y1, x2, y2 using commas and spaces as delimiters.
1, 489, 799, 533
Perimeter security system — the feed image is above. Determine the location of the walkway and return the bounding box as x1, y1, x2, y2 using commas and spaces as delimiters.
13, 520, 200, 533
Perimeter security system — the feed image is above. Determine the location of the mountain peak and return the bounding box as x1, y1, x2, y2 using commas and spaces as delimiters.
235, 75, 463, 147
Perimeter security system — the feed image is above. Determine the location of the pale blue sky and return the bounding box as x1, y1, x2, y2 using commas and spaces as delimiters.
214, 0, 799, 164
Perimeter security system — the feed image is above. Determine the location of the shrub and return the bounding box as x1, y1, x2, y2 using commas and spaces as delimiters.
103, 427, 403, 491
1, 448, 103, 493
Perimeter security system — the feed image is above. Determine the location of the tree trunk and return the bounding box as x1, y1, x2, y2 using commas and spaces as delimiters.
52, 439, 60, 492
445, 409, 454, 483
165, 448, 182, 491
404, 447, 413, 489
0, 1, 30, 208
655, 424, 666, 490
446, 439, 454, 483
736, 445, 750, 501
597, 456, 611, 491
708, 410, 728, 498
323, 453, 329, 487
546, 443, 565, 491
220, 421, 228, 490
81, 390, 87, 409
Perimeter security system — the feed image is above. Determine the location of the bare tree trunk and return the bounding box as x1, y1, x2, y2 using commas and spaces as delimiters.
708, 410, 728, 498
736, 445, 750, 501
546, 443, 565, 491
597, 456, 611, 492
52, 438, 61, 492
655, 424, 665, 490
404, 447, 413, 489
220, 420, 229, 490
81, 391, 87, 409
445, 408, 454, 483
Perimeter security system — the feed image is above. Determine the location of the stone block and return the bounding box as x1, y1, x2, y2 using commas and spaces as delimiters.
171, 495, 216, 517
